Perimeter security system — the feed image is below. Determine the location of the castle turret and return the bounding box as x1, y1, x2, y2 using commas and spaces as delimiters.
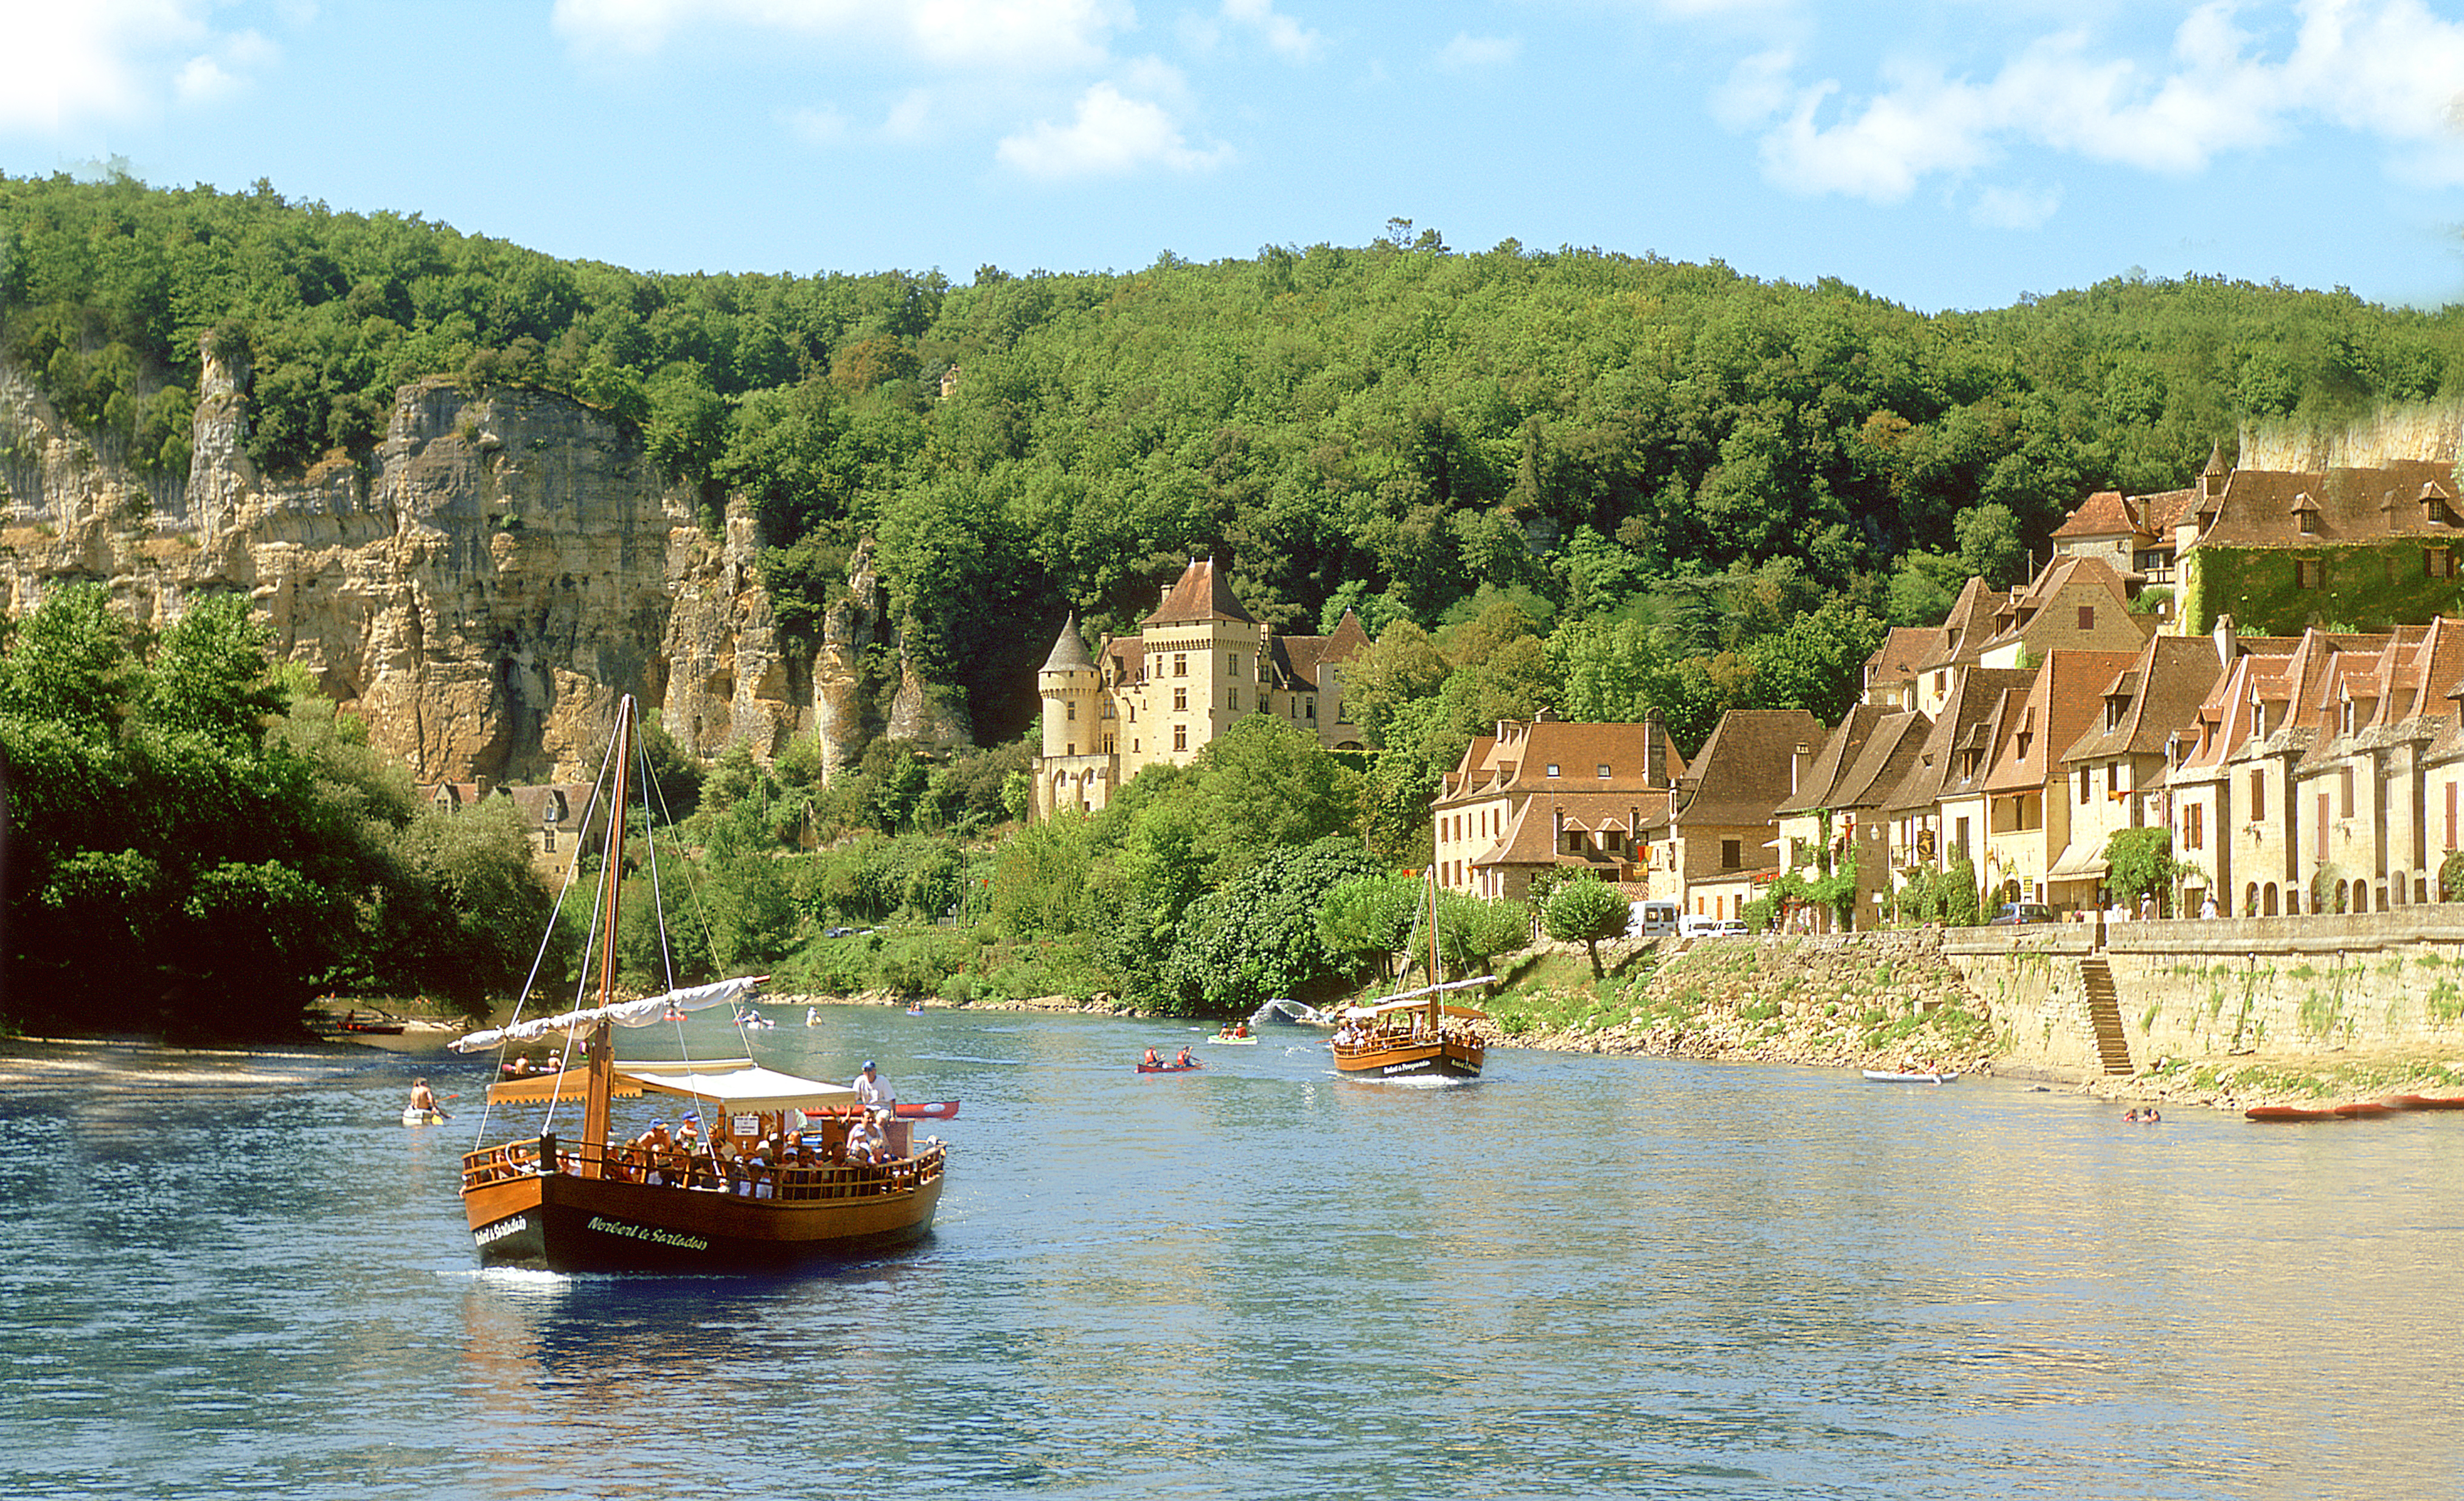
1037, 614, 1099, 759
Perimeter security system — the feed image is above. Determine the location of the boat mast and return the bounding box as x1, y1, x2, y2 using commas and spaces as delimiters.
581, 695, 635, 1170
1424, 864, 1442, 1036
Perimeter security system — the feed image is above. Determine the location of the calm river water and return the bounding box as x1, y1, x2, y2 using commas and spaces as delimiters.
2, 1006, 2459, 1499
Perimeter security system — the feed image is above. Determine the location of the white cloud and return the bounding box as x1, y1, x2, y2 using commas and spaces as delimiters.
995, 80, 1233, 177
0, 1, 285, 133
1222, 0, 1322, 63
551, 0, 1124, 71
1971, 182, 2063, 229
1736, 0, 2464, 199
1436, 33, 1520, 72
780, 103, 848, 144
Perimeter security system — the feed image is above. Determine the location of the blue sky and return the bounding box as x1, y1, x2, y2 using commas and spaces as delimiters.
5, 0, 2463, 312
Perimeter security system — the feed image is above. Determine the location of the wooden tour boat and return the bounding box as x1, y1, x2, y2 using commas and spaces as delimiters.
1330, 868, 1492, 1081
451, 696, 946, 1273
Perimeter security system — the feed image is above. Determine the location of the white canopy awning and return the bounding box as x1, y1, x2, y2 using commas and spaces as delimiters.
451, 976, 762, 1053
617, 1060, 860, 1113
1342, 974, 1497, 1022
2045, 844, 2110, 882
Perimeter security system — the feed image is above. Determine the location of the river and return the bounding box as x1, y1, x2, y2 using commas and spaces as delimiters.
2, 1006, 2457, 1499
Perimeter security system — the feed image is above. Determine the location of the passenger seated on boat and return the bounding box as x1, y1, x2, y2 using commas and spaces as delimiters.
409, 1078, 437, 1113
677, 1113, 701, 1148
1174, 1047, 1194, 1068
1143, 1048, 1163, 1067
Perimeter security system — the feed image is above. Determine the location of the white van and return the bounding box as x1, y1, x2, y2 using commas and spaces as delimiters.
1629, 900, 1680, 938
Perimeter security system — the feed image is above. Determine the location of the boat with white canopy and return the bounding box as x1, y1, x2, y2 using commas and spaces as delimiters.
450, 695, 946, 1272
1329, 869, 1492, 1080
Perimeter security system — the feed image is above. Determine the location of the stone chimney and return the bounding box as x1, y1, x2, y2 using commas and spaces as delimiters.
1644, 709, 1666, 789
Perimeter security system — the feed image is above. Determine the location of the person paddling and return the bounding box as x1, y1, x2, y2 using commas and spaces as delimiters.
1143, 1047, 1163, 1068
409, 1078, 444, 1118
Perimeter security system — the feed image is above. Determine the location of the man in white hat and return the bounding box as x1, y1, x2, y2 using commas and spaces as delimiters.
852, 1060, 895, 1116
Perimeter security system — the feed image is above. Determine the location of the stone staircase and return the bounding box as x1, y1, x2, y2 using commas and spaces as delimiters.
2078, 955, 2135, 1075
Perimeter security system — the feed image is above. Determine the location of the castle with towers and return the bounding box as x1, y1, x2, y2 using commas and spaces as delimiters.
1034, 559, 1373, 817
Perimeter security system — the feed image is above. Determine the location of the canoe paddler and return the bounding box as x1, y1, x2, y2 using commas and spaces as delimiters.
1142, 1047, 1163, 1068
408, 1078, 438, 1113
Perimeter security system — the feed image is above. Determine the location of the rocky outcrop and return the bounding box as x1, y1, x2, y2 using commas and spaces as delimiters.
2243, 400, 2464, 473
0, 341, 962, 781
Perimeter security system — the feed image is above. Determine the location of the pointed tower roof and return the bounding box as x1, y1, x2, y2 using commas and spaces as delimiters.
1320, 608, 1373, 662
1144, 557, 1257, 627
1039, 613, 1095, 673
2203, 441, 2229, 478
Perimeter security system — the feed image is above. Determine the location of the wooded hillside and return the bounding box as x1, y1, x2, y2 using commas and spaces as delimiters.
8, 173, 2463, 745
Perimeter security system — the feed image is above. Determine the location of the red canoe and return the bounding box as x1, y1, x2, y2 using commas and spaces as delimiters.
894, 1101, 960, 1121
2244, 1104, 2342, 1122
2386, 1093, 2464, 1110
1135, 1062, 1203, 1073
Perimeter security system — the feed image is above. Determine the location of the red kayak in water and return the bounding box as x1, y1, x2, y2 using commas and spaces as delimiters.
894, 1101, 961, 1121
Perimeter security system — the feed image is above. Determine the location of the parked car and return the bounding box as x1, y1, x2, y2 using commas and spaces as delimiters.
1715, 919, 1751, 936
1679, 914, 1739, 938
1986, 902, 2057, 925
1629, 900, 1681, 938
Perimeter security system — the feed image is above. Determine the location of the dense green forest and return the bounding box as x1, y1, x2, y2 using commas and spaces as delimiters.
10, 172, 2464, 748
10, 171, 2464, 1030
0, 585, 559, 1037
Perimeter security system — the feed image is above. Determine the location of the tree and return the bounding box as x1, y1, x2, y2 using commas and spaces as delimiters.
2104, 827, 2176, 911
1543, 876, 1631, 978
1162, 838, 1387, 1015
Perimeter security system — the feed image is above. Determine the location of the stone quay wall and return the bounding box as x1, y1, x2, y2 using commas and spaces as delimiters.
1946, 910, 2464, 1073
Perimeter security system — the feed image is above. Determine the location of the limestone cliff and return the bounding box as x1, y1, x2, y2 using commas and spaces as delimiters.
0, 340, 961, 781
2242, 399, 2464, 473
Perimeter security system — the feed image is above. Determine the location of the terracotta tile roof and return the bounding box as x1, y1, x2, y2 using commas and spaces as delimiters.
2137, 487, 2199, 531
2061, 635, 2227, 764
1865, 625, 1947, 688
1913, 576, 2008, 670
1884, 666, 2035, 814
1437, 719, 1690, 805
1981, 650, 2140, 795
1474, 792, 1666, 872
1823, 710, 1932, 811
1777, 703, 1885, 815
1676, 708, 1829, 828
2051, 490, 2145, 540
2191, 459, 2462, 549
1143, 558, 1256, 626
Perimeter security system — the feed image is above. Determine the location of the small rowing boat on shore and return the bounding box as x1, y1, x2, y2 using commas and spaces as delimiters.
2244, 1099, 2400, 1121
1860, 1069, 1958, 1084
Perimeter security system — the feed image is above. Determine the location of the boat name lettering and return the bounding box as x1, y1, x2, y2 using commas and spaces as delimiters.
585, 1216, 709, 1251
473, 1216, 528, 1246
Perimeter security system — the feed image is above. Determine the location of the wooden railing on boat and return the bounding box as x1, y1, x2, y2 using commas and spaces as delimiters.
461, 1136, 947, 1201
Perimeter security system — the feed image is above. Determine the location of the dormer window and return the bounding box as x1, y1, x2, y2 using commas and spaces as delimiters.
1596, 764, 1611, 779
1545, 763, 1561, 778
2340, 696, 2355, 736
2292, 493, 2321, 535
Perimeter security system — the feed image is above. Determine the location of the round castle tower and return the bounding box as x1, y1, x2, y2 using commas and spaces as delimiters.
1038, 613, 1099, 759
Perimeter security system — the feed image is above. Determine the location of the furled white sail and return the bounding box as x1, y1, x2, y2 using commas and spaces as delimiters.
451, 976, 762, 1053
